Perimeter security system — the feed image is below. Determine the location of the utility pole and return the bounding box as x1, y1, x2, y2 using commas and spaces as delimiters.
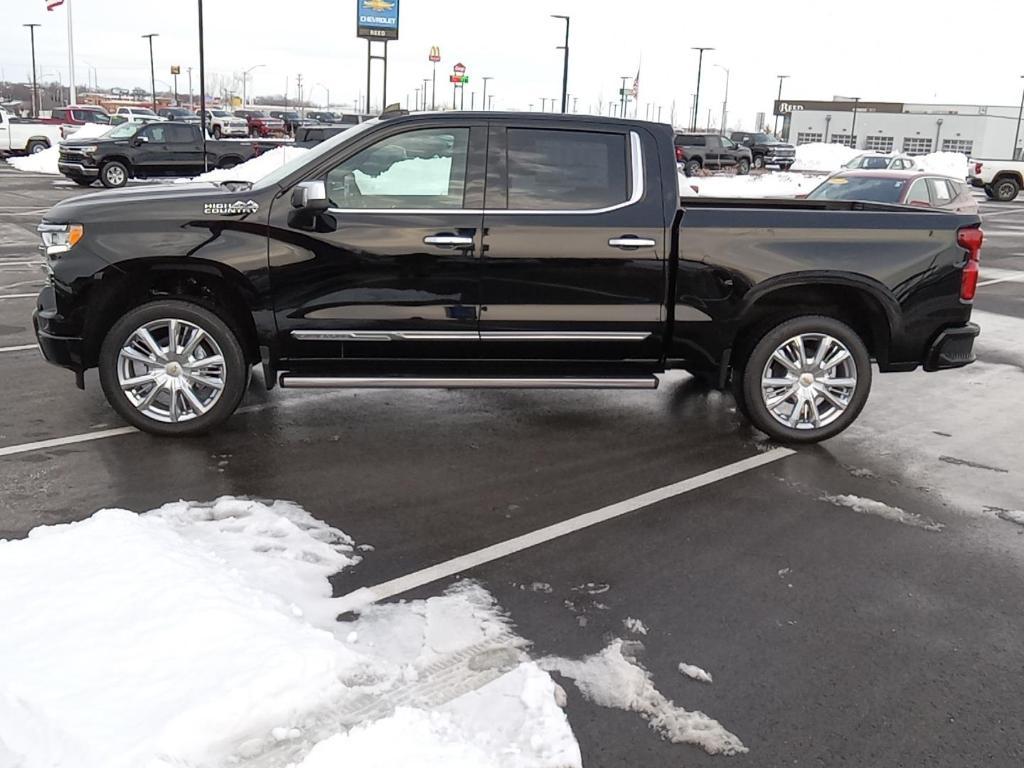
142, 33, 158, 111
23, 24, 40, 118
551, 14, 569, 113
482, 76, 492, 110
773, 74, 789, 136
1014, 75, 1024, 160
296, 73, 304, 116
714, 64, 730, 134
691, 47, 713, 132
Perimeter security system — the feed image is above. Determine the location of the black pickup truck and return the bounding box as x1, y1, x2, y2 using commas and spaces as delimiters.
33, 112, 982, 442
56, 121, 268, 188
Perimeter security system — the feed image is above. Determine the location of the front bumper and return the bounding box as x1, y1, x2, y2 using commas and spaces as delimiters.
923, 322, 979, 371
57, 161, 99, 177
33, 285, 84, 372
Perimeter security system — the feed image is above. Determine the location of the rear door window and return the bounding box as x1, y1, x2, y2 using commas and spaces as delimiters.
675, 134, 706, 146
506, 128, 628, 210
928, 178, 952, 205
905, 180, 930, 205
164, 124, 195, 143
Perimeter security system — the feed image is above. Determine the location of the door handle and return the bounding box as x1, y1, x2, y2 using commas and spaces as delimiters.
608, 237, 657, 250
424, 235, 474, 247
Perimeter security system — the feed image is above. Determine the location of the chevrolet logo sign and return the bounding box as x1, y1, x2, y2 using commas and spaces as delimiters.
362, 0, 394, 11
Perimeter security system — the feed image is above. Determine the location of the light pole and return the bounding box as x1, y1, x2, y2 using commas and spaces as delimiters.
142, 33, 158, 111
187, 66, 193, 110
844, 96, 861, 149
488, 93, 495, 110
317, 82, 330, 109
713, 63, 730, 134
197, 0, 208, 169
242, 64, 264, 108
691, 47, 714, 131
540, 97, 549, 112
421, 77, 429, 110
551, 14, 569, 113
482, 76, 492, 110
1014, 76, 1024, 160
619, 75, 630, 118
23, 24, 40, 118
773, 74, 789, 136
824, 114, 832, 143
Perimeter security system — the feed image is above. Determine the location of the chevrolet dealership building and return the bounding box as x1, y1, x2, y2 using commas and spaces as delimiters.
775, 98, 1022, 159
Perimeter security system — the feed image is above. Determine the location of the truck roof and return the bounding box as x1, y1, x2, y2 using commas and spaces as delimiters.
377, 110, 670, 130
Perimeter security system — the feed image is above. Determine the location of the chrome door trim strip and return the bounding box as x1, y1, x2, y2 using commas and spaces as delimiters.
324, 131, 644, 217
291, 330, 651, 342
280, 375, 659, 390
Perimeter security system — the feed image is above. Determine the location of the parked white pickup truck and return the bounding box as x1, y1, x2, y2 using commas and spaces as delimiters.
967, 158, 1023, 202
0, 108, 63, 156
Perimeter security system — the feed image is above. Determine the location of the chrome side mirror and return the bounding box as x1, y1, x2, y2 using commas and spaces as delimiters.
291, 180, 328, 212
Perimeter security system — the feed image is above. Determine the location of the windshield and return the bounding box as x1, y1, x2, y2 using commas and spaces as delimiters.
844, 155, 890, 170
807, 175, 907, 203
248, 111, 267, 118
107, 122, 141, 139
256, 120, 378, 188
753, 133, 776, 143
282, 112, 300, 120
134, 108, 157, 116
165, 109, 191, 117
82, 111, 111, 124
210, 110, 229, 117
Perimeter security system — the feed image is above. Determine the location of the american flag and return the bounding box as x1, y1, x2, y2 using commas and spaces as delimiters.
630, 67, 640, 99
47, 0, 65, 10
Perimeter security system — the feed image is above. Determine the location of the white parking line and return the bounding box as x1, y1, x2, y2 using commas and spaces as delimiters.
0, 294, 37, 300
333, 447, 796, 613
0, 344, 38, 354
0, 426, 139, 457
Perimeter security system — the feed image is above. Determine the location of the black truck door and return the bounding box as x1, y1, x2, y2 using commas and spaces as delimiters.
163, 123, 204, 174
267, 122, 486, 362
478, 123, 666, 362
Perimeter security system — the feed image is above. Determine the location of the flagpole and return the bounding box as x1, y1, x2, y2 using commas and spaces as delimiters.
66, 0, 77, 104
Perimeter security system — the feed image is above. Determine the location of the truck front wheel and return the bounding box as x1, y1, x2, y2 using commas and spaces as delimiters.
736, 316, 871, 444
752, 155, 765, 169
98, 300, 249, 436
100, 161, 129, 188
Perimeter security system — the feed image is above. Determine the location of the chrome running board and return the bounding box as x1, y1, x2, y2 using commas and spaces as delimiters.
278, 375, 659, 390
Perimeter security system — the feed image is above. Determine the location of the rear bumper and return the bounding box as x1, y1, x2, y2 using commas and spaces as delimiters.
923, 323, 979, 371
968, 177, 987, 189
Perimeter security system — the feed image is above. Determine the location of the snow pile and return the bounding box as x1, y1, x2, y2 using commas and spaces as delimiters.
678, 663, 713, 684
6, 123, 111, 175
996, 510, 1024, 527
915, 151, 969, 179
179, 145, 310, 184
681, 170, 821, 199
623, 617, 649, 635
790, 142, 858, 172
820, 494, 944, 532
0, 497, 579, 768
541, 640, 747, 756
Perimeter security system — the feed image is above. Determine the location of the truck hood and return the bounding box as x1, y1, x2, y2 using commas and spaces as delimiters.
41, 181, 259, 223
60, 136, 127, 149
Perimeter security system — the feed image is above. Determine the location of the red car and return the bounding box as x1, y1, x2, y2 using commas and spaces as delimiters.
807, 170, 978, 213
232, 109, 287, 138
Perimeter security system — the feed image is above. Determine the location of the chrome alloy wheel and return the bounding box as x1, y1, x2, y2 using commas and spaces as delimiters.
117, 318, 226, 423
760, 333, 857, 431
104, 165, 126, 186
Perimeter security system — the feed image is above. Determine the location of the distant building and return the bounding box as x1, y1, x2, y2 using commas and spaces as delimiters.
775, 98, 1022, 159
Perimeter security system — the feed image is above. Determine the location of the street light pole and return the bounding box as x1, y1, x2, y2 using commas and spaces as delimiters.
422, 77, 429, 110
197, 0, 207, 170
848, 96, 861, 149
1014, 76, 1024, 160
551, 14, 569, 113
142, 33, 158, 112
619, 75, 630, 118
187, 66, 193, 110
243, 64, 264, 108
714, 63, 730, 134
23, 24, 40, 118
482, 76, 492, 111
691, 47, 714, 131
773, 74, 789, 136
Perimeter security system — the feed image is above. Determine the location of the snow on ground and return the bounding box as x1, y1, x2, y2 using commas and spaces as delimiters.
623, 617, 649, 635
820, 494, 944, 532
177, 145, 309, 184
996, 510, 1024, 527
540, 640, 747, 756
0, 497, 579, 768
682, 170, 822, 199
790, 142, 859, 172
678, 663, 714, 684
5, 123, 111, 174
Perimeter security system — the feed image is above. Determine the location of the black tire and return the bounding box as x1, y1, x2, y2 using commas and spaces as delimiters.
69, 176, 94, 187
752, 155, 765, 169
684, 158, 702, 177
737, 315, 872, 444
983, 185, 996, 200
212, 125, 222, 139
737, 158, 750, 175
779, 163, 793, 172
99, 160, 129, 188
218, 156, 240, 170
27, 140, 48, 155
98, 300, 249, 437
993, 176, 1021, 202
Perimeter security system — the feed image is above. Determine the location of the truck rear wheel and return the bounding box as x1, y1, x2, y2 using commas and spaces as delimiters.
100, 161, 129, 188
993, 177, 1020, 202
684, 159, 702, 177
737, 316, 871, 444
98, 300, 249, 436
27, 140, 48, 155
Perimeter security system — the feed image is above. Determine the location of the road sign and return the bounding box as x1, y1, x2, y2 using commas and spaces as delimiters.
357, 0, 400, 41
619, 88, 631, 96
170, 65, 180, 75
429, 46, 441, 63
453, 62, 466, 74
449, 75, 469, 84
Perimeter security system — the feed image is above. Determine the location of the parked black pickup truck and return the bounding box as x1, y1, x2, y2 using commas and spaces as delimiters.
33, 112, 982, 442
57, 121, 269, 188
730, 131, 796, 170
675, 133, 752, 176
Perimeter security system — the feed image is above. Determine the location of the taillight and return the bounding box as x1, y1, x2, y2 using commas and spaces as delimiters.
957, 226, 983, 301
973, 162, 983, 175
675, 146, 685, 162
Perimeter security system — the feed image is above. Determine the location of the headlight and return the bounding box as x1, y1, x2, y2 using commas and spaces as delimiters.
38, 223, 84, 258
77, 145, 98, 154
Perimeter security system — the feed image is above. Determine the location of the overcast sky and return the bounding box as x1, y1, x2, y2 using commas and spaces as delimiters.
3, 0, 1022, 127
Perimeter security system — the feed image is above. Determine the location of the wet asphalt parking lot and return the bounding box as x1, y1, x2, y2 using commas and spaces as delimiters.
1, 164, 1023, 766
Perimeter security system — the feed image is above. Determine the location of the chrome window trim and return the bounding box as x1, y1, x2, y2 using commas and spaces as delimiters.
291, 330, 651, 342
324, 130, 643, 217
